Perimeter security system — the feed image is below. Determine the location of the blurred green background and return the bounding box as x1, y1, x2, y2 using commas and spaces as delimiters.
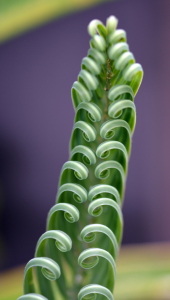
0, 0, 111, 43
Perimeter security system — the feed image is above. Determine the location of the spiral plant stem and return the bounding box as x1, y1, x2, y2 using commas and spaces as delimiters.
18, 16, 143, 300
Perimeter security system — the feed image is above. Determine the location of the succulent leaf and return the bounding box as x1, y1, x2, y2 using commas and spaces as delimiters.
18, 16, 143, 300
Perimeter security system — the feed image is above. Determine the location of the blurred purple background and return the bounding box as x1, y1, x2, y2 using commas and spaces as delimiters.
0, 0, 170, 271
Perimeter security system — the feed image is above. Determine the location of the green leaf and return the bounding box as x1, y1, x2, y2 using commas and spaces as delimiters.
17, 16, 143, 300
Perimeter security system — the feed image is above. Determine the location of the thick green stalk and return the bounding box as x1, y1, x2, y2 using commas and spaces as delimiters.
17, 16, 143, 300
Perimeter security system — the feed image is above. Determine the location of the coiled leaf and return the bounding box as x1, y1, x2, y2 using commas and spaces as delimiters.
18, 16, 143, 300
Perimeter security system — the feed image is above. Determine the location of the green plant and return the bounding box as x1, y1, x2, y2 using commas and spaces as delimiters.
17, 16, 143, 300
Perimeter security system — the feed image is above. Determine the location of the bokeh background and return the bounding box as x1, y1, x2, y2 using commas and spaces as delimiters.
0, 0, 170, 277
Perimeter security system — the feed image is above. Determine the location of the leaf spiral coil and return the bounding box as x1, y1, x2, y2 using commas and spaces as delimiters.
18, 294, 48, 300
18, 16, 143, 300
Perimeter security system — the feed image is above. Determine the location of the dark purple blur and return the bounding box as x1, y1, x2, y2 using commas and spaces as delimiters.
0, 0, 170, 271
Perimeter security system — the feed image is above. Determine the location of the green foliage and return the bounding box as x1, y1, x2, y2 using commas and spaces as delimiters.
17, 16, 143, 300
0, 0, 114, 43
